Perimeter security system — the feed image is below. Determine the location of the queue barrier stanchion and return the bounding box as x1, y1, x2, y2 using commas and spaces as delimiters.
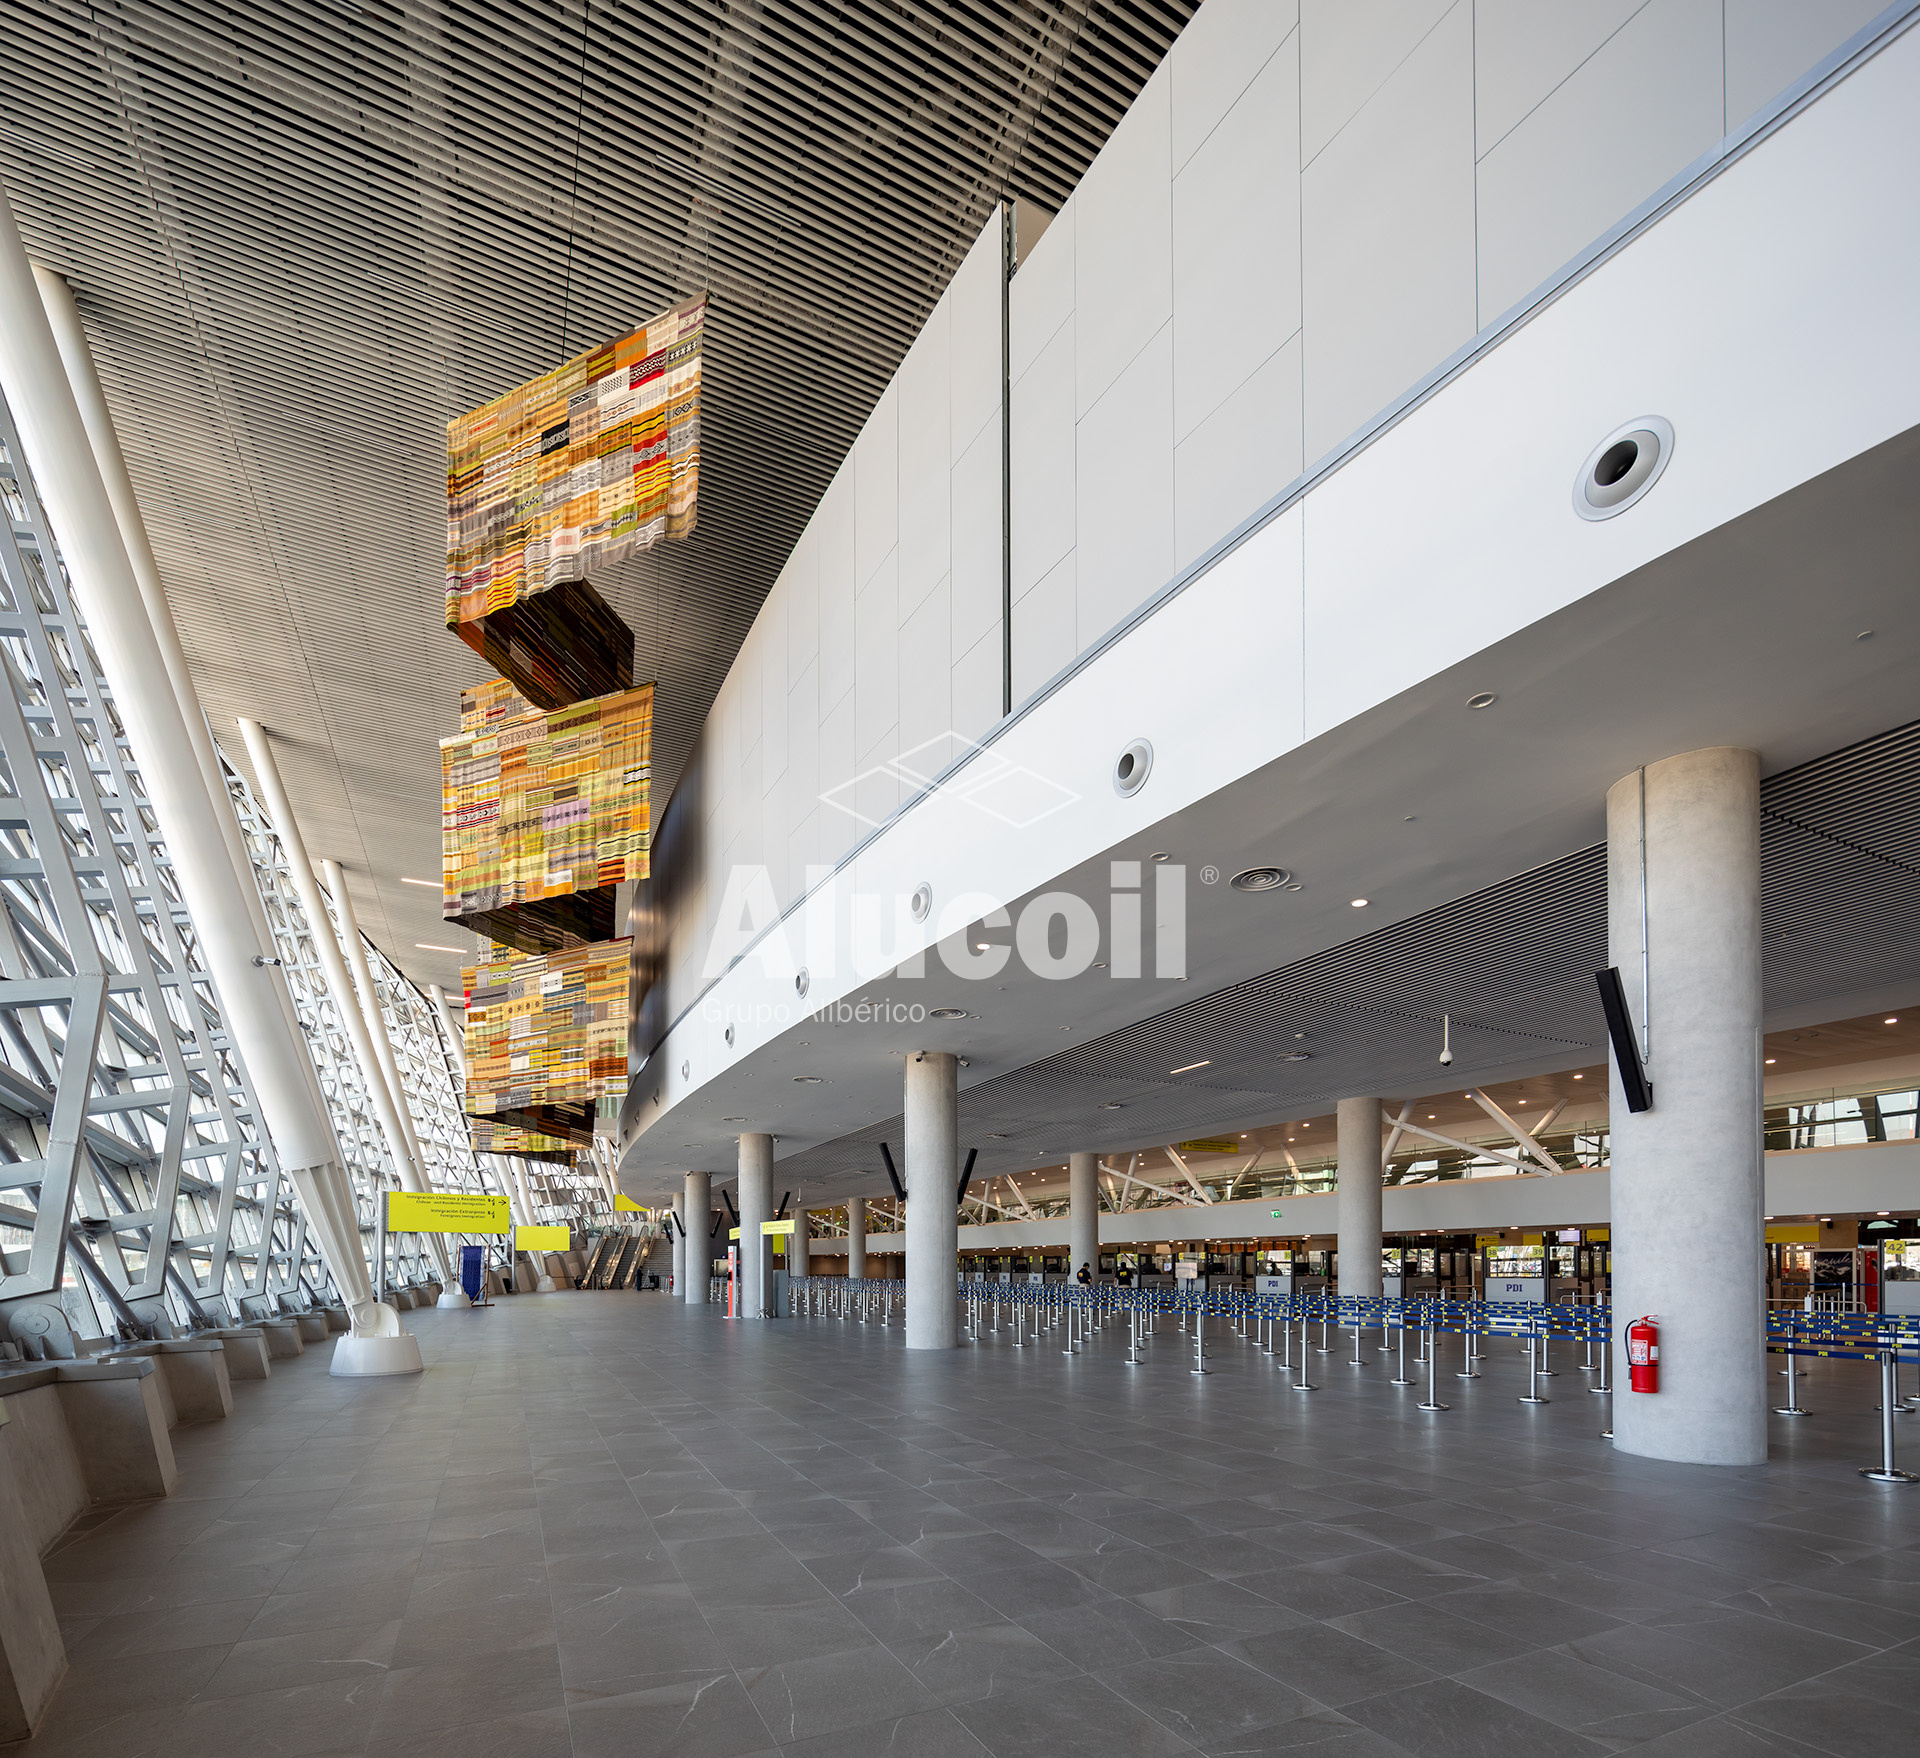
1390, 1301, 1414, 1386
1774, 1310, 1809, 1417
1518, 1308, 1549, 1405
1457, 1302, 1481, 1380
1291, 1300, 1316, 1392
1863, 1333, 1919, 1484
1417, 1308, 1448, 1411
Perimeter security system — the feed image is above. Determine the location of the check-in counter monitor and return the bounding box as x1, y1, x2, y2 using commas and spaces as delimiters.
1883, 1241, 1920, 1315
1381, 1247, 1405, 1300
1484, 1243, 1547, 1304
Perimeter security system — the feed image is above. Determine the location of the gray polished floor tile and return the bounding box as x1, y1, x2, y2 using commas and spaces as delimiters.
1342, 1676, 1613, 1758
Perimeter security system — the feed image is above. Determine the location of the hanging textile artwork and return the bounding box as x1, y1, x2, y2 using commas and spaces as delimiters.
441, 681, 652, 953
445, 294, 706, 626
461, 939, 631, 1146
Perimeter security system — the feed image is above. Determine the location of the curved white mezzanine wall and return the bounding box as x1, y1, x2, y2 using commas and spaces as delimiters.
620, 10, 1920, 1182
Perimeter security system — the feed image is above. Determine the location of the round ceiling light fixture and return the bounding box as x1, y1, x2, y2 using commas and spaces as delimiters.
1466, 692, 1498, 710
723, 1024, 735, 1047
723, 1115, 745, 1122
1279, 1050, 1311, 1063
1230, 867, 1292, 893
1114, 738, 1154, 798
1574, 415, 1674, 520
794, 968, 809, 998
909, 882, 932, 923
793, 1075, 823, 1084
1350, 898, 1370, 908
929, 1007, 968, 1020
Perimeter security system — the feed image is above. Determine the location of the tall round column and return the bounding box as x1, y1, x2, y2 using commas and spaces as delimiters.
1608, 748, 1764, 1467
787, 1205, 810, 1282
848, 1196, 867, 1281
0, 197, 398, 1358
904, 1051, 959, 1349
669, 1192, 685, 1296
1069, 1153, 1099, 1282
683, 1170, 711, 1306
738, 1134, 774, 1318
1336, 1097, 1383, 1297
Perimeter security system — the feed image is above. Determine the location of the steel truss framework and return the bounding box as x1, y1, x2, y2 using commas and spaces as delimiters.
0, 392, 603, 1345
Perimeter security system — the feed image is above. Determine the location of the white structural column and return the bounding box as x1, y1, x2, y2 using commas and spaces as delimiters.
738, 1136, 774, 1318
848, 1196, 867, 1281
683, 1170, 711, 1306
1069, 1153, 1099, 1281
1336, 1097, 1384, 1298
0, 199, 412, 1370
321, 858, 453, 1284
34, 270, 283, 976
429, 984, 466, 1075
240, 724, 430, 1209
669, 1192, 685, 1296
904, 1050, 959, 1349
1608, 748, 1765, 1467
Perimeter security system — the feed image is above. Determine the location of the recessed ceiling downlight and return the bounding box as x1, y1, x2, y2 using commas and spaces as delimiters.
1466, 692, 1497, 710
1574, 416, 1673, 520
1230, 867, 1292, 893
929, 1008, 968, 1020
793, 1075, 823, 1083
1279, 1050, 1311, 1062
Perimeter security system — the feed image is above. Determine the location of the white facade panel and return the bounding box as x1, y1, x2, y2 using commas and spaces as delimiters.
1476, 0, 1724, 323
1299, 0, 1456, 166
1171, 34, 1301, 444
1173, 334, 1304, 574
1300, 2, 1477, 463
1073, 61, 1172, 419
1170, 0, 1299, 173
1075, 322, 1175, 645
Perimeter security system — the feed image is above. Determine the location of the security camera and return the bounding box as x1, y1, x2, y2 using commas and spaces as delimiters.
1438, 1048, 1453, 1067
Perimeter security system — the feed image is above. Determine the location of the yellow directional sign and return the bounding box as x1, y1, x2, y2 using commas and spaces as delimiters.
761, 1218, 796, 1236
516, 1225, 571, 1251
387, 1191, 510, 1234
614, 1194, 645, 1212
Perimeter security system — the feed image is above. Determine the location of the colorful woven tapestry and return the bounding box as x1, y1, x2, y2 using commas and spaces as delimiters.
446, 294, 706, 625
468, 1117, 575, 1163
441, 683, 652, 918
461, 940, 631, 1121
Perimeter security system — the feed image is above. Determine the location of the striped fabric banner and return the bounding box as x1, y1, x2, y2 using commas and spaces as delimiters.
446, 294, 706, 626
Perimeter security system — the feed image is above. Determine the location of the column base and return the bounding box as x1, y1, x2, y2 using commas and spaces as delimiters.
435, 1291, 472, 1310
329, 1333, 424, 1377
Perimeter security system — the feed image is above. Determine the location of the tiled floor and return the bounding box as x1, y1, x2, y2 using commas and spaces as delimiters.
17, 1293, 1920, 1757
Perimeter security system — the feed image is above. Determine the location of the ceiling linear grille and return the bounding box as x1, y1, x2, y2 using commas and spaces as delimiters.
0, 0, 1196, 965
766, 718, 1920, 1188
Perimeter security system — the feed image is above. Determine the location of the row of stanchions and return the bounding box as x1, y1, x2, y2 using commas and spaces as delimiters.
782, 1280, 1920, 1484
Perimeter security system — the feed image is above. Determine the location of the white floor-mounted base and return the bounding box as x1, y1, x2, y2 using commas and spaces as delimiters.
536, 1276, 560, 1293
329, 1333, 424, 1377
435, 1291, 471, 1310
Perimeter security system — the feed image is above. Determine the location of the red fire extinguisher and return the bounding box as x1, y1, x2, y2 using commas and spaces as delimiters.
1626, 1315, 1660, 1393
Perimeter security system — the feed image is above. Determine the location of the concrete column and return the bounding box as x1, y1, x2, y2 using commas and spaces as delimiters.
791, 1203, 811, 1285
904, 1050, 959, 1349
669, 1193, 685, 1296
738, 1135, 774, 1318
683, 1170, 711, 1306
848, 1196, 867, 1281
1069, 1153, 1099, 1282
1336, 1097, 1383, 1298
1608, 748, 1764, 1467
